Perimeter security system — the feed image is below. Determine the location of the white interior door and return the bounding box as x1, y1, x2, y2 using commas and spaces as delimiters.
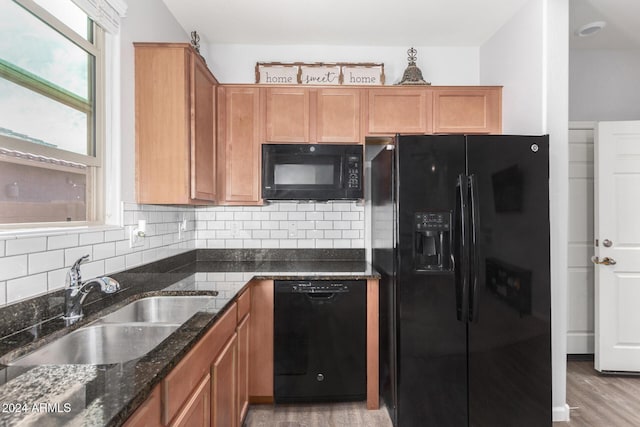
594, 120, 640, 372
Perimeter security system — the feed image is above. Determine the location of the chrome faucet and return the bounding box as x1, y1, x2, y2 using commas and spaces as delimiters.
63, 255, 120, 325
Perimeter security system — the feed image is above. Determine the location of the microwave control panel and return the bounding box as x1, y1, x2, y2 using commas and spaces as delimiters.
347, 155, 361, 189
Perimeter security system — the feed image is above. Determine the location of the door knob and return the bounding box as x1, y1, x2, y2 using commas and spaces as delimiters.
591, 256, 617, 266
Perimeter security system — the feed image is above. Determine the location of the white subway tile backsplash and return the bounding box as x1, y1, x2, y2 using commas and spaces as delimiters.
47, 268, 68, 291
306, 212, 323, 221
0, 201, 366, 306
306, 230, 324, 239
315, 221, 333, 230
79, 231, 105, 246
105, 256, 126, 274
104, 229, 126, 242
261, 240, 279, 248
29, 250, 64, 275
342, 212, 360, 221
323, 212, 341, 221
342, 230, 360, 239
93, 242, 116, 260
324, 230, 342, 239
316, 240, 334, 248
252, 230, 269, 239
64, 246, 94, 266
297, 240, 315, 248
334, 239, 352, 248
7, 273, 47, 303
252, 212, 270, 221
287, 212, 305, 221
6, 237, 47, 256
270, 230, 287, 239
269, 212, 287, 221
47, 234, 79, 250
225, 240, 243, 249
296, 204, 314, 211
125, 252, 143, 269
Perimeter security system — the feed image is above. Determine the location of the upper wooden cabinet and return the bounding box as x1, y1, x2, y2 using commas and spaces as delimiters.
217, 86, 262, 205
264, 87, 310, 142
366, 86, 502, 136
367, 88, 432, 134
263, 87, 363, 144
316, 88, 362, 143
432, 87, 502, 134
135, 43, 218, 204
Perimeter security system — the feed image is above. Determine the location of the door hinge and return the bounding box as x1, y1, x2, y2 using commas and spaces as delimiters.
595, 239, 599, 247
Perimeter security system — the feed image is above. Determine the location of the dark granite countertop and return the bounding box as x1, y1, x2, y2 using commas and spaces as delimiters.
0, 249, 377, 426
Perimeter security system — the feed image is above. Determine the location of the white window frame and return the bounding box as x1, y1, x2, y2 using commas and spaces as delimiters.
0, 0, 106, 229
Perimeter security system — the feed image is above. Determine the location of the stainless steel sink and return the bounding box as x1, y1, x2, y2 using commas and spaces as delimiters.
10, 324, 179, 365
96, 296, 215, 324
9, 295, 217, 366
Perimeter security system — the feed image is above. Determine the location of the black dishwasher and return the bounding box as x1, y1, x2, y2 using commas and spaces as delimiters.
274, 280, 367, 403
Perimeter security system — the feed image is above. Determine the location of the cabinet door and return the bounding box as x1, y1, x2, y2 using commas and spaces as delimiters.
212, 333, 238, 427
249, 280, 274, 400
237, 313, 250, 425
432, 87, 502, 134
123, 385, 162, 427
367, 88, 431, 134
219, 86, 262, 204
171, 375, 211, 427
316, 88, 361, 143
190, 53, 217, 201
135, 45, 190, 204
265, 87, 310, 142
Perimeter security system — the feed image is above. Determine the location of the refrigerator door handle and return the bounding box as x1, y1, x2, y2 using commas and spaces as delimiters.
468, 174, 480, 323
455, 174, 470, 323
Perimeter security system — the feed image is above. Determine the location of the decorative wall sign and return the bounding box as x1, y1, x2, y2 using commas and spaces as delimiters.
256, 62, 385, 85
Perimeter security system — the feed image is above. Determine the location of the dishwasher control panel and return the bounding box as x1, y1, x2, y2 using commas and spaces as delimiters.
289, 282, 350, 293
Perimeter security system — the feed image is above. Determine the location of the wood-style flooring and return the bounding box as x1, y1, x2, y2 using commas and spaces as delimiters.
244, 401, 393, 427
245, 359, 640, 427
559, 358, 640, 426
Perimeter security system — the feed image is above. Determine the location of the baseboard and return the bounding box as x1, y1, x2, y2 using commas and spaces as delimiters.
567, 333, 594, 354
553, 403, 571, 422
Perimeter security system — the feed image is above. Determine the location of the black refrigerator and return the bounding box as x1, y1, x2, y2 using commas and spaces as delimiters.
370, 134, 551, 427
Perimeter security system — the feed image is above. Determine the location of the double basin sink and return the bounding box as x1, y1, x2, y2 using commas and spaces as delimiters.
10, 296, 216, 366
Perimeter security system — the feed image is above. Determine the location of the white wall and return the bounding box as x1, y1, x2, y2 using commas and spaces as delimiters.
570, 49, 640, 121
479, 0, 570, 421
203, 44, 480, 85
479, 0, 545, 135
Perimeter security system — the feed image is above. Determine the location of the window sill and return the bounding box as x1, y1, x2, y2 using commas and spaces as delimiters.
0, 224, 123, 240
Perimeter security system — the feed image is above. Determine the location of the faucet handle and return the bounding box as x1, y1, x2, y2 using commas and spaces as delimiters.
72, 254, 90, 271
66, 254, 90, 288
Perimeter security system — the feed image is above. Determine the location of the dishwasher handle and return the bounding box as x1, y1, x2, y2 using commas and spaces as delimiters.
305, 292, 338, 300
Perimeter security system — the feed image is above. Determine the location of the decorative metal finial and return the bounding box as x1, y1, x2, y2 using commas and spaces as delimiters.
190, 31, 201, 54
407, 47, 418, 64
397, 47, 431, 86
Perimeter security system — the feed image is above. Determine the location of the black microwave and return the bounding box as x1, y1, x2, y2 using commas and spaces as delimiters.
262, 144, 363, 201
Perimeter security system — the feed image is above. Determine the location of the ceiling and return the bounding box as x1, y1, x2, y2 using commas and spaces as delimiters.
163, 0, 640, 49
570, 0, 640, 49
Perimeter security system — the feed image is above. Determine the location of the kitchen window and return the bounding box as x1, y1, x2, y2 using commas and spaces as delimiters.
0, 0, 104, 226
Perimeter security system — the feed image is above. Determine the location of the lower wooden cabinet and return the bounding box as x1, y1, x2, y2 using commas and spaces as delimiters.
237, 313, 250, 424
171, 375, 211, 427
248, 280, 274, 401
212, 333, 238, 427
122, 385, 162, 427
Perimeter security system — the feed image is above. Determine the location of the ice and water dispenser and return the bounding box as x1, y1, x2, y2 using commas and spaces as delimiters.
413, 211, 452, 272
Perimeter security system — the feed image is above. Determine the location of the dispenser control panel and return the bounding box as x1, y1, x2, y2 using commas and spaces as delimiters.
413, 211, 452, 272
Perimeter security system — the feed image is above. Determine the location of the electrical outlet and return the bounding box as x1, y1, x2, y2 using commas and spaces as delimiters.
178, 218, 188, 240
288, 222, 298, 238
129, 225, 144, 248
